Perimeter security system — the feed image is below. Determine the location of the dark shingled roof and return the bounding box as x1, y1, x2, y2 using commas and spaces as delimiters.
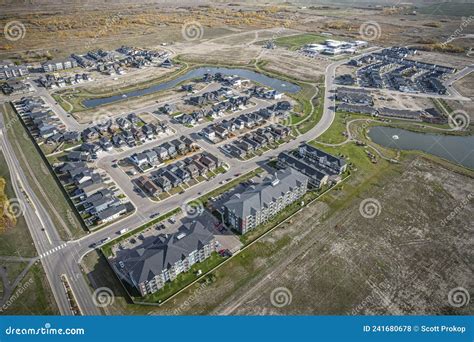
223, 168, 307, 221
118, 221, 214, 285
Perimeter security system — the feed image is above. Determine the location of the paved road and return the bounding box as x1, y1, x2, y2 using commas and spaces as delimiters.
0, 110, 100, 315
0, 47, 367, 315
2, 43, 471, 315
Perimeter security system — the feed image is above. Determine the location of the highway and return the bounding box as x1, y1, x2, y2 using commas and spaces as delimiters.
37, 53, 345, 315
1, 43, 470, 315
0, 110, 100, 315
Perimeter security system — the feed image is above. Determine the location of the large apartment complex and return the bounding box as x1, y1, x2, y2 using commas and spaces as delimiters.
115, 221, 216, 296
223, 168, 308, 234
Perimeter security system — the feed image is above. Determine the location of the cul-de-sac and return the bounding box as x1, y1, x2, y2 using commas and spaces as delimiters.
0, 0, 472, 316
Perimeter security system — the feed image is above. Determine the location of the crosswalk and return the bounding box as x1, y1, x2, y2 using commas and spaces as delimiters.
39, 243, 68, 259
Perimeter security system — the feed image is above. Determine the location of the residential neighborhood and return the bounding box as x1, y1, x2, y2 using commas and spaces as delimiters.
0, 1, 471, 331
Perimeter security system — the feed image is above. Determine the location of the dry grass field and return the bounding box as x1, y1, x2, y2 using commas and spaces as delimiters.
1, 1, 471, 62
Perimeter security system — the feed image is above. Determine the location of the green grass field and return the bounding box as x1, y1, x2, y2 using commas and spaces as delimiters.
3, 103, 85, 240
1, 263, 59, 315
0, 151, 36, 257
273, 33, 329, 50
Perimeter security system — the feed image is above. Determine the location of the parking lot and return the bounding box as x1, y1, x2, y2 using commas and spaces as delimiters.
109, 206, 242, 256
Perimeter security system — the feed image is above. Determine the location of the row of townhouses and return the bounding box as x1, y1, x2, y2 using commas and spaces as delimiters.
335, 87, 446, 124
37, 73, 91, 89
56, 162, 129, 226
201, 101, 291, 143
225, 124, 291, 159
150, 152, 222, 194
81, 113, 171, 153
13, 97, 68, 142
128, 135, 198, 170
277, 144, 347, 188
353, 46, 455, 94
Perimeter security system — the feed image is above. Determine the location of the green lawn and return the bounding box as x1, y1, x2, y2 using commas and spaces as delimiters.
136, 252, 225, 304
417, 3, 474, 16
296, 86, 325, 134
158, 192, 171, 200
168, 186, 184, 195
315, 111, 371, 145
2, 103, 85, 240
0, 151, 36, 257
273, 33, 328, 50
1, 263, 59, 315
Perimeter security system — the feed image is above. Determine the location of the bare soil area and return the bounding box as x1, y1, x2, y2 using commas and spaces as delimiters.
373, 93, 435, 111
221, 157, 474, 315
258, 49, 328, 83
454, 73, 474, 99
409, 50, 472, 70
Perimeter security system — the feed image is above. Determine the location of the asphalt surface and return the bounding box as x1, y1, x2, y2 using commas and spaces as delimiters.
0, 49, 363, 315
0, 111, 100, 315
1, 45, 468, 315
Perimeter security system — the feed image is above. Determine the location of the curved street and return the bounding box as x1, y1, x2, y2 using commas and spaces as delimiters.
1, 40, 459, 315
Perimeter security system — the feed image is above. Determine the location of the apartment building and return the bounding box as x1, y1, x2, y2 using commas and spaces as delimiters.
116, 221, 216, 296
42, 58, 78, 72
222, 168, 308, 234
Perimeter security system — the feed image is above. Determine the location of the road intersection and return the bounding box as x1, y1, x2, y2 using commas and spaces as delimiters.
1, 43, 467, 315
0, 46, 377, 315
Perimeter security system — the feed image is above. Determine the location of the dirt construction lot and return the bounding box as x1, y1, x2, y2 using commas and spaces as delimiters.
82, 154, 473, 316
217, 157, 473, 315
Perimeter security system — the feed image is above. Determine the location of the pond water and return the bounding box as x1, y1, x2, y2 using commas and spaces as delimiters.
82, 67, 301, 108
368, 126, 474, 169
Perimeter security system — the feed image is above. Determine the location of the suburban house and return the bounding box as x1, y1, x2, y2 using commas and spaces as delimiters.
97, 204, 126, 224
136, 176, 161, 197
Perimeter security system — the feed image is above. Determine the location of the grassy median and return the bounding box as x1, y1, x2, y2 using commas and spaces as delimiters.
2, 103, 85, 240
